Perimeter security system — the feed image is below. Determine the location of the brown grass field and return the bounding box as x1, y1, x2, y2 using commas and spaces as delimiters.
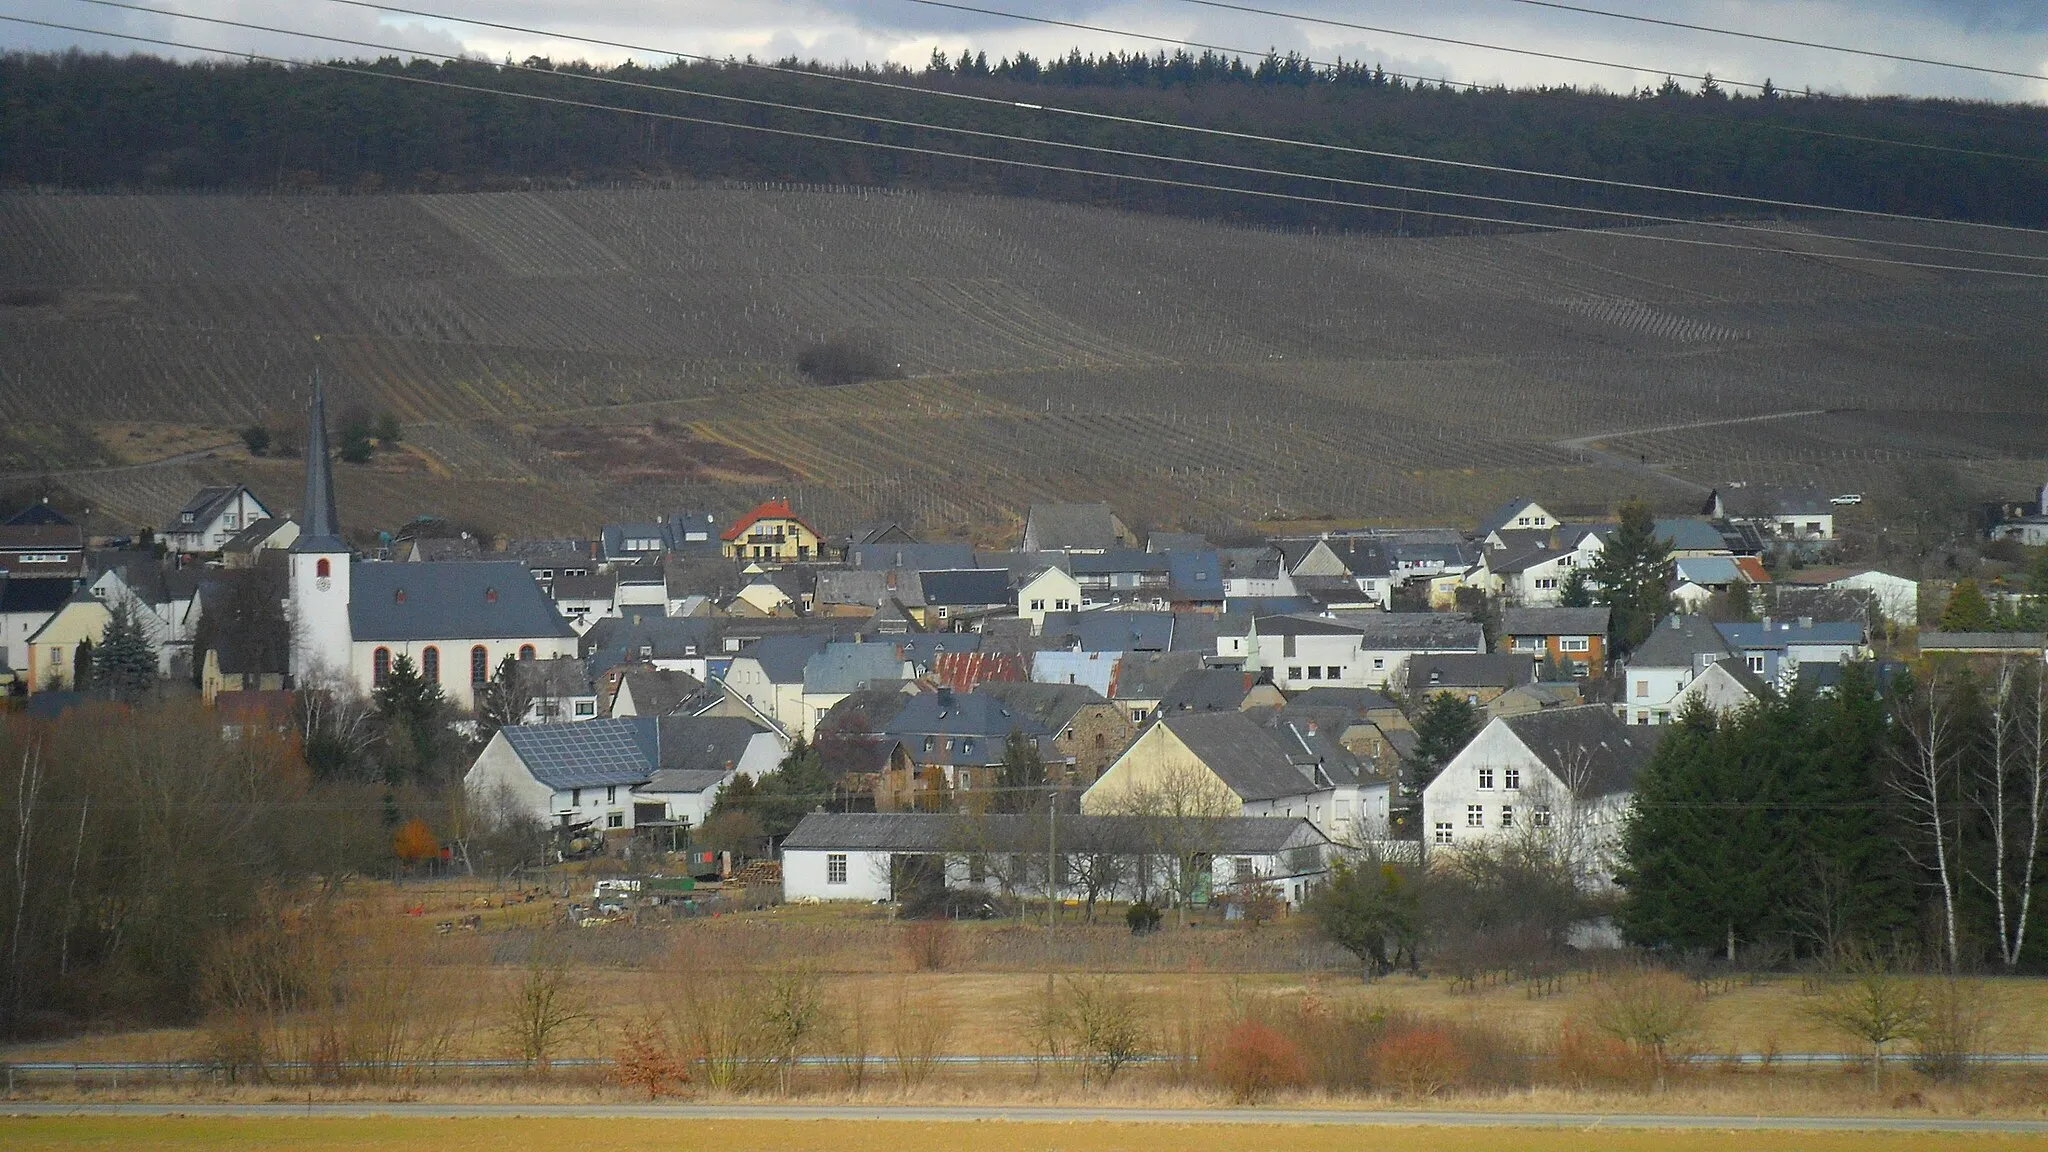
2, 188, 2043, 537
9, 1116, 2048, 1152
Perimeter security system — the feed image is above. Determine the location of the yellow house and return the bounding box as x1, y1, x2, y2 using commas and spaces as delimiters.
721, 499, 827, 564
26, 589, 111, 693
1080, 714, 1250, 819
201, 646, 288, 703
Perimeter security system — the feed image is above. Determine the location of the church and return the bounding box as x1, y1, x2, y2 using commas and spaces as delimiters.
288, 387, 578, 710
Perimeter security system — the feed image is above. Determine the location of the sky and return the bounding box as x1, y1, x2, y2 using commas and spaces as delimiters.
4, 0, 2045, 103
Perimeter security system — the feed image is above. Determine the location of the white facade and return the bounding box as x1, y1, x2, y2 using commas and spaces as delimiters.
347, 638, 579, 712
781, 842, 1325, 906
168, 488, 272, 555
289, 543, 354, 687
1621, 658, 1710, 726
1018, 567, 1082, 634
783, 848, 895, 902
1421, 722, 1628, 889
1669, 662, 1763, 717
1823, 570, 1919, 628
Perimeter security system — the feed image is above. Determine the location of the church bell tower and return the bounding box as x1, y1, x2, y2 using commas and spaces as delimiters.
288, 380, 353, 686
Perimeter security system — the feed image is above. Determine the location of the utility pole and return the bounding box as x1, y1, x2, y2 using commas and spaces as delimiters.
1047, 782, 1057, 930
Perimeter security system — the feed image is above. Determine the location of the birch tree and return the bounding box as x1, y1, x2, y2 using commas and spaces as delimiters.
1889, 670, 1968, 969
1967, 661, 2047, 970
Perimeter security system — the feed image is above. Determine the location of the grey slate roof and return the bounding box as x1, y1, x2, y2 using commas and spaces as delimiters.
1656, 518, 1730, 553
980, 680, 1112, 734
1107, 651, 1205, 700
1324, 612, 1486, 651
349, 561, 576, 643
1156, 669, 1266, 717
783, 811, 1324, 855
1502, 606, 1611, 637
803, 642, 907, 694
178, 484, 255, 526
741, 634, 833, 683
294, 384, 341, 549
1162, 711, 1323, 802
1716, 620, 1865, 650
1488, 544, 1575, 576
583, 616, 718, 671
615, 668, 706, 716
1039, 610, 1175, 653
1024, 503, 1125, 552
817, 569, 926, 609
1218, 547, 1285, 582
1147, 532, 1210, 553
1282, 686, 1400, 714
1498, 706, 1663, 799
1627, 614, 1734, 667
222, 517, 293, 554
0, 575, 75, 614
654, 715, 768, 773
551, 573, 617, 600
1478, 498, 1545, 536
918, 568, 1014, 608
501, 719, 658, 789
1408, 653, 1535, 693
1918, 632, 2048, 652
850, 542, 975, 572
1166, 550, 1224, 597
887, 690, 1046, 740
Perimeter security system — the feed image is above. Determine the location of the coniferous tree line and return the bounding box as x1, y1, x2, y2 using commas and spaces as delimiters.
1619, 659, 2048, 972
1, 50, 2042, 232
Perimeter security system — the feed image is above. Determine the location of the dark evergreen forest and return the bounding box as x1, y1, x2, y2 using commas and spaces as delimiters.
3, 48, 2045, 232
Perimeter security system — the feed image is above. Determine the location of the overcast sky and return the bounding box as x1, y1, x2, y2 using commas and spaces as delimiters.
5, 0, 2045, 102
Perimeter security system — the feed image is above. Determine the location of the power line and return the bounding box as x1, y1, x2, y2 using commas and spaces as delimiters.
8, 14, 2046, 280
65, 0, 2048, 263
276, 1, 2048, 229
321, 0, 2048, 164
1159, 0, 2048, 99
1491, 0, 2048, 85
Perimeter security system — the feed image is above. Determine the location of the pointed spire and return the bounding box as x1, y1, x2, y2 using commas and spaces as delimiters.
293, 374, 344, 551
1242, 614, 1262, 675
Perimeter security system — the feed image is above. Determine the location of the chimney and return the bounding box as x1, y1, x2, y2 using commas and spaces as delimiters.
936, 687, 955, 709
886, 570, 898, 590
1798, 616, 1813, 629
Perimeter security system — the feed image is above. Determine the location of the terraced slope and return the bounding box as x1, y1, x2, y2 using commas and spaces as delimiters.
0, 188, 2041, 537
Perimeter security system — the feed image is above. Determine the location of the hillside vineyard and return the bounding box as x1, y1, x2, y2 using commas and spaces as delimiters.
0, 188, 2043, 537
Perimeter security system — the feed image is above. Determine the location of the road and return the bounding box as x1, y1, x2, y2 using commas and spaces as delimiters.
9, 1101, 2048, 1133
1549, 408, 1835, 496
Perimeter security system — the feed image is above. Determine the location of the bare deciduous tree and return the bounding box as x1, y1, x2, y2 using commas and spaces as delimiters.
1967, 661, 2048, 971
1889, 671, 1967, 969
501, 939, 591, 1075
1808, 952, 1927, 1093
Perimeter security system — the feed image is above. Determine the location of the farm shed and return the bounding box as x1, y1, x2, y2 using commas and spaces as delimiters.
780, 812, 1330, 906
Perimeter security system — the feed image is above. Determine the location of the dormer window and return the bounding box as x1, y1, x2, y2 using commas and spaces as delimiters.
486, 587, 498, 603
394, 588, 406, 604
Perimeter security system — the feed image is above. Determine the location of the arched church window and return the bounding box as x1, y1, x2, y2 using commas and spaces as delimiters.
372, 648, 391, 686
316, 558, 330, 579
471, 646, 489, 683
519, 645, 536, 661
421, 647, 440, 684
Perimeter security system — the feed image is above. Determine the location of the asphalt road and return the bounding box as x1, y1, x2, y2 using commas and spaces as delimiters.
10, 1101, 2048, 1133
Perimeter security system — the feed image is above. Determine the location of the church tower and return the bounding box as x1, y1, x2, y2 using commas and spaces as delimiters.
288, 380, 353, 686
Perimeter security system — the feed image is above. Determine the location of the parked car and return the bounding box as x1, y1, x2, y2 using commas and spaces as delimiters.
1831, 493, 1864, 506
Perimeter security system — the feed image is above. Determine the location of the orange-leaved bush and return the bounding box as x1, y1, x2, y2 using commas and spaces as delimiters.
392, 818, 439, 864
1369, 1024, 1472, 1098
1212, 1020, 1308, 1103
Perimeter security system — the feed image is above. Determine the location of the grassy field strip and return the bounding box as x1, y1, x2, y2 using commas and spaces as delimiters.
7, 1111, 2048, 1151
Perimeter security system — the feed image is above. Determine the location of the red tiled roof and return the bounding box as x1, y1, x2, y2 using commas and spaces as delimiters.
1733, 556, 1772, 584
720, 498, 817, 543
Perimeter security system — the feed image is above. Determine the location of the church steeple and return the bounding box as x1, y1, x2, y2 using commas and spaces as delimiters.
294, 376, 344, 549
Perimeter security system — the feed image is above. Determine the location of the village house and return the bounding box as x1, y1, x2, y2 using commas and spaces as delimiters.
24, 588, 110, 693
1776, 567, 1920, 629
167, 484, 272, 556
1421, 706, 1663, 889
876, 688, 1062, 812
0, 520, 86, 580
1021, 503, 1136, 554
1017, 564, 1082, 633
1715, 618, 1869, 690
721, 498, 828, 564
0, 576, 75, 688
779, 811, 1331, 908
1405, 653, 1535, 707
980, 680, 1137, 787
220, 518, 300, 568
1499, 606, 1610, 678
1618, 614, 1736, 725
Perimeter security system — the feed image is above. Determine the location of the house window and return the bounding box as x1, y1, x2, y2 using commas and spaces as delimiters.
1748, 655, 1767, 674
471, 646, 489, 683
1477, 768, 1494, 790
1536, 578, 1558, 591
1466, 804, 1484, 827
1287, 666, 1303, 681
606, 786, 617, 804
1562, 637, 1588, 652
1234, 857, 1255, 881
520, 644, 537, 661
372, 647, 391, 686
316, 558, 331, 579
1326, 667, 1342, 680
607, 813, 624, 829
1307, 666, 1322, 680
1635, 679, 1649, 698
575, 701, 596, 717
1501, 805, 1515, 829
923, 736, 936, 753
1055, 599, 1071, 611
827, 853, 848, 884
961, 739, 975, 757
421, 647, 439, 683
1030, 599, 1045, 612
1534, 805, 1552, 828
1504, 768, 1520, 790
1433, 823, 1454, 845
1372, 658, 1385, 670
571, 788, 582, 806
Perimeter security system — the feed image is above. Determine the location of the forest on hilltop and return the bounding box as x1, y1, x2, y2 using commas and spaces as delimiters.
2, 48, 2045, 231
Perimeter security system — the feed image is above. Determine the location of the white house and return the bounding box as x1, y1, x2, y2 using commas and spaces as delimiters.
1219, 547, 1298, 600
0, 576, 73, 682
464, 714, 783, 840
167, 485, 273, 555
1018, 565, 1083, 634
286, 386, 579, 709
1421, 707, 1663, 889
1778, 567, 1920, 629
1669, 660, 1770, 717
779, 811, 1330, 907
1221, 612, 1486, 692
720, 634, 829, 737
1618, 614, 1736, 726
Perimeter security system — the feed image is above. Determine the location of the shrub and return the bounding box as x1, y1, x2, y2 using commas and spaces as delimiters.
1369, 1025, 1472, 1098
240, 425, 271, 456
613, 1021, 690, 1098
796, 335, 896, 386
901, 920, 954, 971
1212, 1020, 1308, 1103
1553, 1019, 1649, 1089
1590, 967, 1701, 1091
1126, 901, 1163, 935
1913, 977, 1988, 1083
900, 884, 1006, 921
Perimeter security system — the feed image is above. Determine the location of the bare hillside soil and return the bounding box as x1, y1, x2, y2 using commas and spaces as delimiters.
1, 189, 2041, 536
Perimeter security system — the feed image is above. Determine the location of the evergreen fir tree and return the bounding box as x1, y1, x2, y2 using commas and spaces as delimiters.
373, 654, 447, 785
1408, 694, 1482, 794
1559, 568, 1593, 608
752, 738, 832, 839
91, 602, 157, 701
995, 728, 1048, 813
1589, 499, 1675, 655
1940, 578, 1994, 632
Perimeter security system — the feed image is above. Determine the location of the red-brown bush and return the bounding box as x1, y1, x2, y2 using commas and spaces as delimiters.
1369, 1024, 1473, 1097
613, 1021, 690, 1099
1211, 1020, 1309, 1103
1553, 1019, 1650, 1089
901, 920, 955, 971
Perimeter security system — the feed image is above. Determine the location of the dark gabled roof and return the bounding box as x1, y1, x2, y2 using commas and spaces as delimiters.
502, 538, 599, 566
1162, 711, 1321, 802
653, 715, 769, 773
1218, 547, 1285, 581
1478, 498, 1546, 536
1488, 544, 1575, 576
4, 503, 72, 527
1039, 610, 1175, 653
1717, 620, 1866, 650
0, 575, 77, 615
642, 768, 731, 795
918, 568, 1013, 607
0, 523, 84, 552
886, 690, 1046, 740
1408, 653, 1535, 693
1147, 532, 1209, 553
816, 569, 926, 609
583, 616, 719, 671
803, 642, 907, 694
845, 521, 920, 548
980, 680, 1113, 734
1166, 550, 1224, 597
1325, 612, 1486, 650
349, 561, 576, 643
616, 668, 706, 716
1656, 518, 1730, 552
821, 686, 918, 736
1024, 503, 1124, 552
222, 517, 294, 554
1067, 549, 1170, 576
1326, 539, 1393, 580
1282, 686, 1400, 714
1156, 668, 1264, 716
1502, 606, 1611, 637
1247, 613, 1367, 637
739, 634, 833, 683
1629, 614, 1735, 667
1498, 706, 1663, 799
177, 484, 251, 525
783, 811, 1324, 855
850, 542, 976, 572
501, 718, 658, 789
894, 633, 981, 668
1168, 611, 1223, 654
1107, 651, 1205, 701
1918, 632, 2048, 652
